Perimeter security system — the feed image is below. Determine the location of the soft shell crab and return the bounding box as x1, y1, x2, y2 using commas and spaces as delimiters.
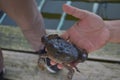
38, 34, 88, 80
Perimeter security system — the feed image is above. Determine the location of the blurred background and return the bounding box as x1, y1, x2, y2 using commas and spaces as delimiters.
0, 0, 120, 30
0, 0, 120, 51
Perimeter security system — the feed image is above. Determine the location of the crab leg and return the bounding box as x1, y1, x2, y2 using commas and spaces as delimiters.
38, 54, 48, 70
63, 64, 75, 80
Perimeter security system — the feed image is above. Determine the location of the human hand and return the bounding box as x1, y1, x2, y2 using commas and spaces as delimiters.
50, 4, 111, 69
61, 4, 110, 53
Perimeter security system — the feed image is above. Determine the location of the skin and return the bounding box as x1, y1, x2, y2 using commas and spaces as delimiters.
61, 5, 120, 53
61, 4, 110, 53
105, 20, 120, 43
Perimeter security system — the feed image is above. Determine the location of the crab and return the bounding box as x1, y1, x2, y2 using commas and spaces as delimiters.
38, 34, 88, 80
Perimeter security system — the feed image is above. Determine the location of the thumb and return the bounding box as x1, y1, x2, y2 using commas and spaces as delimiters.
63, 4, 90, 19
60, 31, 69, 40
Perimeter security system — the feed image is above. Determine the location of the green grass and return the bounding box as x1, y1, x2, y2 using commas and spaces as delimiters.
0, 25, 33, 51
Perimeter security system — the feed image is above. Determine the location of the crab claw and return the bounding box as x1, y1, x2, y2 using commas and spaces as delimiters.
41, 35, 49, 44
74, 66, 80, 73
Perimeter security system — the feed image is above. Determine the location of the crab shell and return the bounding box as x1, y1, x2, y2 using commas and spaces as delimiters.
41, 34, 88, 66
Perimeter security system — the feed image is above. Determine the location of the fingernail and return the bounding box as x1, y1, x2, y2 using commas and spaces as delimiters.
57, 64, 63, 69
50, 60, 56, 65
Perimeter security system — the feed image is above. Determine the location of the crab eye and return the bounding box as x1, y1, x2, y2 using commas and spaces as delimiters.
81, 52, 88, 62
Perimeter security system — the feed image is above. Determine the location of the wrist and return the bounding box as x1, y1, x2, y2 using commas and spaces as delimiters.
104, 21, 112, 43
104, 20, 120, 43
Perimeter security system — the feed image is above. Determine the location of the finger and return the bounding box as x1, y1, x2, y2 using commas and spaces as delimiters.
63, 4, 89, 19
57, 64, 63, 69
60, 31, 69, 40
50, 60, 57, 65
50, 61, 63, 69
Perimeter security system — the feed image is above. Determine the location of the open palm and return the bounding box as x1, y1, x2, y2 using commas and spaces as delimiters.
61, 4, 110, 53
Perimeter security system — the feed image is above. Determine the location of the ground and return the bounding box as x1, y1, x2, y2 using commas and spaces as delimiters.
3, 50, 120, 80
